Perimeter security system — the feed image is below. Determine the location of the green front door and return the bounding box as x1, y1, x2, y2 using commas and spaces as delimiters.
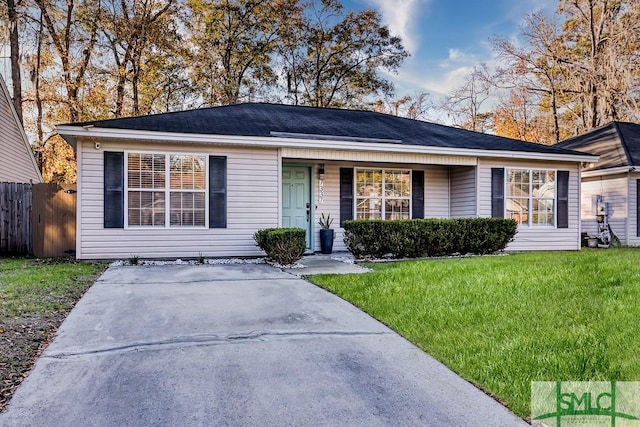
282, 166, 312, 250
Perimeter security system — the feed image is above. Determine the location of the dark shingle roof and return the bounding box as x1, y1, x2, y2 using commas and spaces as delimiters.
67, 103, 586, 157
556, 122, 640, 170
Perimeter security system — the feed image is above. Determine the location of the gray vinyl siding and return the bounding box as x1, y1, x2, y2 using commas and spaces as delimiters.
77, 139, 279, 259
450, 166, 476, 217
580, 174, 628, 243
425, 166, 450, 218
478, 158, 581, 251
628, 173, 640, 246
0, 82, 42, 183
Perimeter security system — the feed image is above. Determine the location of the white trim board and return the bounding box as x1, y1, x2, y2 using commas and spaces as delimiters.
57, 125, 599, 164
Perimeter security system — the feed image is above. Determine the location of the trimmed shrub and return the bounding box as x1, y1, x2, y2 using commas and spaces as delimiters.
343, 218, 517, 259
254, 227, 306, 265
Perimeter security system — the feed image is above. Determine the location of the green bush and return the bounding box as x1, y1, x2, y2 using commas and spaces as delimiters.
343, 218, 517, 259
254, 227, 306, 265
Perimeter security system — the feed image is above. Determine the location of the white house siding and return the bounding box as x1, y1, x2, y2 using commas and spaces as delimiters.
425, 166, 450, 218
297, 161, 453, 252
478, 158, 581, 251
280, 147, 476, 166
628, 173, 640, 246
77, 139, 279, 259
450, 166, 476, 217
0, 81, 42, 183
580, 174, 628, 243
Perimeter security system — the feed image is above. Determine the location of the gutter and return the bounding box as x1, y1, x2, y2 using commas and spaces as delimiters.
581, 166, 635, 178
56, 125, 599, 163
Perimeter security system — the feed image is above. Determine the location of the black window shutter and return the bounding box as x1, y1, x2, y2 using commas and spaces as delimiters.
491, 168, 505, 218
637, 180, 640, 237
412, 170, 425, 219
339, 168, 354, 226
209, 156, 227, 228
557, 171, 569, 228
104, 151, 124, 228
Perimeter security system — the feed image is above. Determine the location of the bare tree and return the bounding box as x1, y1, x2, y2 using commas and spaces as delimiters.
373, 92, 433, 121
492, 12, 567, 142
440, 65, 492, 132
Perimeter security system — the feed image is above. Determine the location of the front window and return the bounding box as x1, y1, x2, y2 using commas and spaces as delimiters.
506, 169, 555, 227
127, 153, 207, 228
356, 169, 411, 220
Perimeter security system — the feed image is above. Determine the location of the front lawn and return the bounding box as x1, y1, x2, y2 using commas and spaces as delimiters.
311, 248, 640, 418
0, 258, 106, 411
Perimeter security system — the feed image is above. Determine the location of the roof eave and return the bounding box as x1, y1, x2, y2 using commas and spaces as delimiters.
581, 166, 636, 178
1, 76, 44, 183
56, 125, 599, 163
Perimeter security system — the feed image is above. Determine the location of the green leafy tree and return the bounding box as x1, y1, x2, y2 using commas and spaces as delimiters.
185, 0, 299, 105
279, 0, 408, 108
100, 0, 179, 116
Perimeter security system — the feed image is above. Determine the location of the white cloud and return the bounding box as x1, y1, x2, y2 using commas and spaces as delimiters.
423, 66, 474, 95
365, 0, 428, 54
448, 48, 462, 61
437, 48, 480, 69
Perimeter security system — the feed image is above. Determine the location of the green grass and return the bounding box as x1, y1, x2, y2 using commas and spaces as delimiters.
310, 248, 640, 418
0, 258, 106, 317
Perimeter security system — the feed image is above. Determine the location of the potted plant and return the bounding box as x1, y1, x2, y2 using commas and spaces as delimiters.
318, 213, 335, 254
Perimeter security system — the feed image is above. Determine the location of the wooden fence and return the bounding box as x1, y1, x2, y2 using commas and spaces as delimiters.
0, 182, 76, 257
32, 183, 76, 257
0, 182, 33, 255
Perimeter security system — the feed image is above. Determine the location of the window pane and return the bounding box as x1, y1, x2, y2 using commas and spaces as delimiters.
532, 170, 555, 199
385, 199, 410, 220
170, 192, 206, 227
170, 155, 206, 190
128, 191, 164, 226
384, 170, 411, 198
356, 170, 382, 197
506, 197, 528, 225
128, 153, 165, 190
193, 157, 206, 190
507, 169, 530, 199
532, 198, 554, 226
356, 197, 382, 219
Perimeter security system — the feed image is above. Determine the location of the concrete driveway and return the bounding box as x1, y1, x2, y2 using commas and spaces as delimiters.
1, 264, 527, 426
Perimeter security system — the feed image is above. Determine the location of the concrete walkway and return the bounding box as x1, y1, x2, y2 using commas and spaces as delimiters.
1, 263, 527, 427
282, 253, 371, 276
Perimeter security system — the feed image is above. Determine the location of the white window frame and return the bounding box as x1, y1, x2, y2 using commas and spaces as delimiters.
354, 168, 412, 220
124, 151, 209, 229
505, 168, 557, 228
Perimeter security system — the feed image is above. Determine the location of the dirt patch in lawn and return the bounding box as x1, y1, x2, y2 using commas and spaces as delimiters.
0, 258, 106, 411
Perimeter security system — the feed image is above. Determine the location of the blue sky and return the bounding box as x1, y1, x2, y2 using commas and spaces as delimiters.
343, 0, 558, 97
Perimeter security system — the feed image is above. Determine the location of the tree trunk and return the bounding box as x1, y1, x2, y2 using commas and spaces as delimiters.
6, 0, 22, 124
34, 11, 44, 169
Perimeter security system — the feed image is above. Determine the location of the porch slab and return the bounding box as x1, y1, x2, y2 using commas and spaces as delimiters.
283, 253, 371, 276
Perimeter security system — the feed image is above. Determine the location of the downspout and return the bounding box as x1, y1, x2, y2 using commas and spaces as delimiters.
627, 167, 636, 245
76, 141, 82, 259
578, 163, 582, 250
277, 148, 282, 227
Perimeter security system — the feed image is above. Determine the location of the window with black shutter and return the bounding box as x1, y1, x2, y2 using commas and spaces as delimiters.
104, 151, 124, 228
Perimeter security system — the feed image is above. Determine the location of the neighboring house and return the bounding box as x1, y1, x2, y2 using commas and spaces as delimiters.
57, 103, 596, 259
556, 122, 640, 245
0, 75, 43, 183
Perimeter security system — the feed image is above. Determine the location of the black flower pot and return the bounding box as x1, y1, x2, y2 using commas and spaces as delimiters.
319, 229, 334, 254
